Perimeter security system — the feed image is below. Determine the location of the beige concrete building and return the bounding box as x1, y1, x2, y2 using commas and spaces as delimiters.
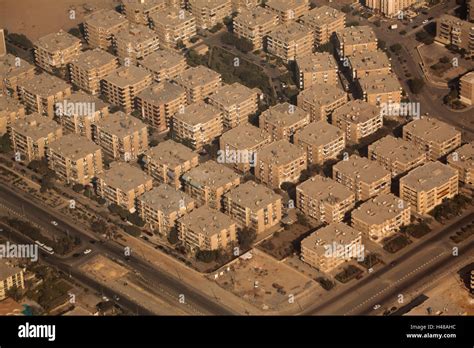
368, 135, 427, 178
143, 139, 199, 188
223, 180, 282, 233
188, 0, 233, 30
266, 22, 314, 62
114, 24, 160, 65
34, 30, 82, 73
177, 205, 237, 251
219, 123, 272, 173
333, 154, 391, 201
351, 193, 410, 242
255, 140, 307, 188
265, 0, 310, 23
182, 160, 241, 209
0, 262, 25, 301
301, 222, 362, 273
294, 121, 345, 165
122, 0, 167, 25
364, 0, 419, 17
150, 9, 197, 48
297, 175, 355, 224
56, 91, 110, 141
297, 84, 347, 122
0, 96, 26, 134
459, 71, 474, 106
299, 5, 346, 46
0, 29, 5, 58
231, 0, 260, 13
259, 102, 310, 142
96, 161, 153, 212
447, 142, 473, 186
358, 73, 402, 106
331, 100, 382, 143
10, 113, 63, 162
296, 52, 339, 89
136, 82, 187, 132
83, 9, 129, 50
137, 184, 195, 236
47, 134, 103, 185
94, 112, 149, 161
208, 83, 260, 129
138, 50, 188, 83
172, 101, 223, 150
348, 50, 391, 80
435, 15, 474, 58
101, 66, 153, 112
18, 73, 72, 118
400, 161, 459, 214
233, 7, 279, 50
174, 65, 222, 104
402, 118, 462, 161
69, 49, 120, 95
0, 54, 36, 99
336, 25, 378, 57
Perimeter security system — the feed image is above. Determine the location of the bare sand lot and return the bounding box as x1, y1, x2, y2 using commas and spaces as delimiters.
0, 0, 120, 40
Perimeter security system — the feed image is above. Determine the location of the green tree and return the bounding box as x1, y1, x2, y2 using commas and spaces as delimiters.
408, 78, 425, 94
238, 227, 256, 249
168, 227, 179, 244
0, 134, 12, 153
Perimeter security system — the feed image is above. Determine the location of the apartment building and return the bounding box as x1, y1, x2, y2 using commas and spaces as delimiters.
150, 8, 197, 48
265, 0, 310, 23
470, 0, 474, 21
297, 84, 347, 122
459, 71, 474, 106
331, 100, 382, 143
56, 91, 110, 140
223, 181, 282, 233
294, 121, 345, 165
122, 0, 167, 25
301, 222, 362, 273
143, 139, 199, 188
365, 0, 419, 17
296, 52, 339, 89
96, 161, 153, 212
255, 140, 307, 188
335, 25, 378, 57
296, 175, 355, 224
351, 193, 410, 242
34, 30, 82, 73
174, 65, 222, 104
101, 66, 153, 112
18, 73, 72, 118
47, 134, 103, 185
10, 114, 63, 162
233, 7, 279, 50
402, 117, 462, 160
357, 73, 402, 106
266, 22, 314, 62
177, 205, 237, 251
259, 102, 310, 142
348, 50, 391, 80
188, 0, 232, 30
0, 54, 36, 99
138, 50, 188, 83
435, 15, 474, 58
400, 161, 459, 214
94, 112, 149, 161
0, 261, 25, 301
447, 142, 473, 186
113, 24, 160, 65
299, 5, 346, 46
368, 135, 427, 178
332, 154, 391, 201
231, 0, 259, 13
219, 123, 272, 173
0, 96, 25, 134
0, 29, 5, 58
207, 83, 260, 129
137, 184, 195, 236
136, 82, 187, 132
69, 49, 120, 95
172, 101, 223, 150
83, 9, 129, 50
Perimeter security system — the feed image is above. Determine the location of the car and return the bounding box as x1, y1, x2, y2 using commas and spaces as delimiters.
83, 249, 92, 255
422, 19, 429, 24
102, 296, 109, 302
389, 261, 397, 267
72, 253, 81, 258
113, 295, 120, 301
373, 304, 381, 310
51, 221, 58, 226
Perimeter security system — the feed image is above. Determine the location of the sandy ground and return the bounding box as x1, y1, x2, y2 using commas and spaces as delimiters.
0, 0, 120, 40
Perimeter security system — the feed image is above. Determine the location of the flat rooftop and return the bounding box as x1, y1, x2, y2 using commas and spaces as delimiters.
138, 50, 186, 72
139, 184, 194, 214
150, 8, 195, 26
220, 123, 271, 149
49, 134, 101, 159
144, 139, 198, 167
352, 193, 409, 226
266, 0, 308, 12
208, 83, 260, 107
297, 174, 354, 205
174, 65, 221, 88
114, 23, 159, 43
300, 5, 345, 27
225, 180, 282, 209
298, 83, 347, 106
0, 54, 35, 79
400, 161, 458, 191
173, 101, 221, 125
96, 112, 147, 137
301, 222, 361, 254
333, 154, 390, 183
257, 140, 306, 164
296, 121, 344, 146
11, 113, 61, 141
403, 117, 461, 144
84, 9, 129, 29
296, 52, 338, 73
20, 73, 70, 97
35, 30, 81, 51
137, 82, 186, 104
358, 73, 401, 94
178, 205, 236, 238
234, 7, 278, 27
349, 50, 391, 71
338, 25, 377, 46
369, 135, 426, 164
123, 0, 166, 12
460, 71, 474, 84
0, 96, 24, 116
448, 142, 473, 171
182, 160, 240, 188
98, 161, 151, 192
332, 99, 380, 124
268, 22, 312, 42
70, 49, 118, 70
261, 102, 309, 126
62, 90, 109, 112
0, 261, 22, 280
103, 66, 151, 88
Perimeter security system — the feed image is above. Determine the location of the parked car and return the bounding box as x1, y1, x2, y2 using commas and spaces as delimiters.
83, 249, 92, 255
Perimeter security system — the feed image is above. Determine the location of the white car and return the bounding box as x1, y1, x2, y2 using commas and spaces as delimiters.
83, 249, 92, 255
373, 304, 381, 310
51, 221, 58, 226
422, 19, 429, 24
